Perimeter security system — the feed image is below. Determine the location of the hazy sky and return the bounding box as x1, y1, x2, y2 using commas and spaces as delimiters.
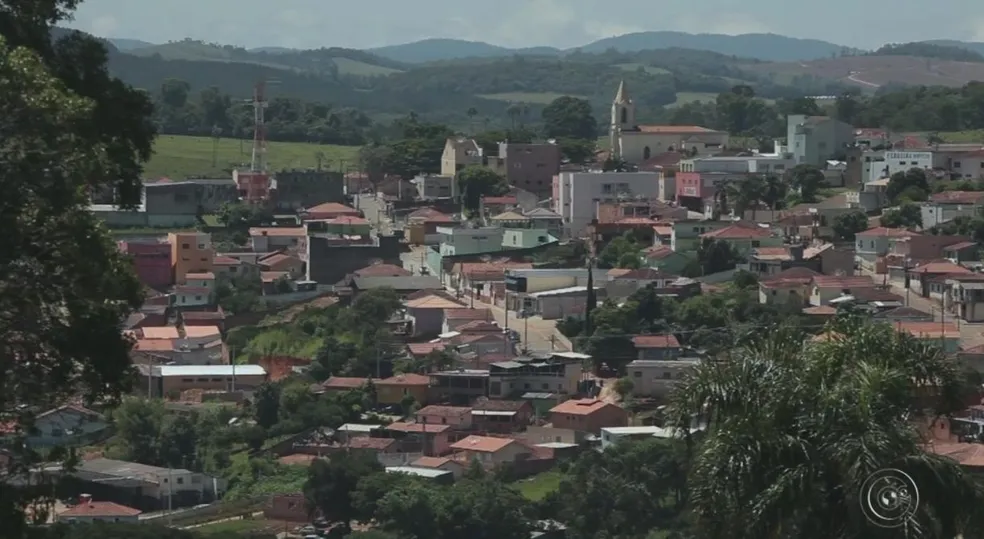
64, 0, 984, 50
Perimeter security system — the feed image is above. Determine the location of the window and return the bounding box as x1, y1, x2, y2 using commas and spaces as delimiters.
176, 477, 184, 484
181, 378, 194, 382
751, 241, 761, 247
662, 372, 672, 379
542, 383, 548, 389
181, 243, 190, 249
441, 417, 447, 424
633, 371, 642, 378
195, 296, 202, 301
197, 243, 205, 249
643, 146, 651, 160
602, 183, 614, 194
620, 107, 627, 124
536, 163, 545, 168
51, 428, 64, 437
955, 161, 962, 168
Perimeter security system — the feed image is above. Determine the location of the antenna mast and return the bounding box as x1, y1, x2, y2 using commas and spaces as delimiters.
250, 80, 268, 172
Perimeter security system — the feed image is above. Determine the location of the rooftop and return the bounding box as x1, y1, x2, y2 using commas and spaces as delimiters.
929, 191, 984, 205
550, 398, 618, 416
405, 294, 466, 310
323, 376, 369, 389
631, 335, 681, 348
58, 501, 141, 518
183, 325, 221, 339
416, 405, 472, 417
701, 224, 773, 239
386, 422, 451, 434
635, 125, 721, 134
185, 272, 215, 280
377, 373, 431, 386
307, 202, 359, 214
141, 326, 180, 340
353, 263, 412, 277
249, 227, 306, 237
857, 226, 921, 238
450, 435, 517, 453
151, 365, 265, 377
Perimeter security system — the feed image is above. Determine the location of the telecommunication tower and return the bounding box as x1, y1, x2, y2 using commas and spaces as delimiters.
250, 80, 269, 172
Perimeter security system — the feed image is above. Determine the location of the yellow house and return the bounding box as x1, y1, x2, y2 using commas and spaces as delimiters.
376, 373, 431, 406
441, 138, 484, 176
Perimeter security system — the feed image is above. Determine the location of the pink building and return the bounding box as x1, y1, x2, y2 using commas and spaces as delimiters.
415, 405, 473, 430
118, 240, 172, 289
675, 172, 704, 199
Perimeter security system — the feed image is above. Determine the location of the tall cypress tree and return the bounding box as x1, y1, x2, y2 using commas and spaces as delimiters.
583, 261, 596, 336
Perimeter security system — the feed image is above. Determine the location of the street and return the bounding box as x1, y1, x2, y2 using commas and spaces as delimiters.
886, 282, 984, 349
473, 296, 571, 353
356, 194, 392, 235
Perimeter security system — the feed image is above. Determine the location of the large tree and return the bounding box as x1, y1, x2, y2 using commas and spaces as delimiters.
0, 4, 155, 531
542, 96, 598, 141
668, 321, 984, 539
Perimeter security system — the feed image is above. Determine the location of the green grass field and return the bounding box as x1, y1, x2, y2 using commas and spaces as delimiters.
145, 135, 360, 179
940, 130, 984, 143
517, 470, 564, 501
666, 92, 719, 108
478, 92, 585, 104
196, 518, 281, 536
616, 63, 671, 75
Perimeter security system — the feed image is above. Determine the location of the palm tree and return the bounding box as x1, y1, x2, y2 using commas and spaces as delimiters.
668, 320, 984, 539
466, 107, 478, 135
760, 173, 786, 211
506, 103, 521, 130
726, 175, 764, 220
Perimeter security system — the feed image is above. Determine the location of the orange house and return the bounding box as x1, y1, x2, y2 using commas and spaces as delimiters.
376, 373, 431, 405
548, 398, 628, 434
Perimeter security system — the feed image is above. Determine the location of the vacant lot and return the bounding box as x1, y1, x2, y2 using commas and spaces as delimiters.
517, 470, 564, 501
145, 135, 360, 179
478, 92, 585, 104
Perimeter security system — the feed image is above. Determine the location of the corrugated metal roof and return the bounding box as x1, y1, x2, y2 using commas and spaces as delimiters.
156, 365, 265, 377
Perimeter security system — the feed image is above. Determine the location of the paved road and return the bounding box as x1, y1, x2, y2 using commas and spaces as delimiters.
400, 245, 431, 276
473, 297, 571, 353
886, 282, 984, 349
356, 194, 392, 235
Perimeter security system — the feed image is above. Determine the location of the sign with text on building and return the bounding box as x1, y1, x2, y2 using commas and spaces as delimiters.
884, 152, 932, 161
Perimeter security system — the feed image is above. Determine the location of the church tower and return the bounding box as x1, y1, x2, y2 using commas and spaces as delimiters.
609, 80, 635, 159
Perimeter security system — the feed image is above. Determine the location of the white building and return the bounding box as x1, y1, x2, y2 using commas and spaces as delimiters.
553, 171, 662, 237
679, 155, 794, 175
608, 80, 728, 162
600, 426, 699, 450
863, 150, 933, 184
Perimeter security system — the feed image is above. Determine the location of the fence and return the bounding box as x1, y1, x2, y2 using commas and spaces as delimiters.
144, 495, 266, 527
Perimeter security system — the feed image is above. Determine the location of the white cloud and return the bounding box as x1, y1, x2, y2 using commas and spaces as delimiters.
89, 14, 118, 36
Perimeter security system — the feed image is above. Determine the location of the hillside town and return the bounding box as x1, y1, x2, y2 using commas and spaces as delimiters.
5, 79, 978, 535
11, 4, 984, 537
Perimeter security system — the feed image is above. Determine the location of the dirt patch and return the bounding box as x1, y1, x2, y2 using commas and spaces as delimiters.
743, 55, 984, 89
259, 296, 339, 327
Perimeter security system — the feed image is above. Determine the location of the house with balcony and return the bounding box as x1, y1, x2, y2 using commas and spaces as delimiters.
625, 356, 700, 399
699, 223, 781, 256
944, 273, 984, 323
630, 334, 682, 361
922, 191, 984, 229
488, 355, 582, 398
429, 370, 489, 403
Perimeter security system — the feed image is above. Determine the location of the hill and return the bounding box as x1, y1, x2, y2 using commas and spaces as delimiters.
107, 37, 156, 51
745, 54, 984, 90
369, 38, 561, 63
369, 32, 853, 63
126, 39, 405, 77
577, 31, 852, 62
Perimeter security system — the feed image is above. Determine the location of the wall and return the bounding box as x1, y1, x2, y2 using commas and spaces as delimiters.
170, 232, 214, 285
628, 360, 696, 398
273, 170, 344, 211
120, 241, 173, 289
409, 307, 444, 338
501, 142, 561, 196
558, 171, 662, 236
307, 235, 407, 284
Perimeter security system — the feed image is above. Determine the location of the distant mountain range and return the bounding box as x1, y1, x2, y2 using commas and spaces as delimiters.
104, 31, 984, 64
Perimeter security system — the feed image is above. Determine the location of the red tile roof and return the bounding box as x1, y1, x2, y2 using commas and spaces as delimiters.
926, 441, 984, 467
182, 310, 225, 320
456, 320, 502, 333
909, 260, 972, 275
857, 227, 921, 238
386, 421, 451, 434
59, 501, 141, 518
408, 207, 455, 223
411, 456, 457, 468
346, 437, 397, 450
329, 216, 371, 225
307, 202, 359, 215
377, 373, 430, 386
416, 405, 471, 417
549, 398, 620, 416
407, 342, 445, 356
892, 321, 960, 339
323, 376, 369, 389
632, 335, 681, 348
643, 246, 676, 260
354, 263, 412, 277
701, 224, 773, 239
213, 256, 241, 266
759, 267, 821, 288
929, 191, 984, 205
444, 308, 492, 321
450, 435, 517, 453
811, 275, 875, 289
472, 399, 530, 412
944, 241, 978, 252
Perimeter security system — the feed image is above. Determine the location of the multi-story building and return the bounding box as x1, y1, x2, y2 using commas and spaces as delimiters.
249, 227, 308, 254
625, 357, 700, 399
272, 169, 344, 211
922, 191, 984, 229
608, 80, 728, 162
441, 138, 484, 176
233, 169, 272, 203
862, 150, 933, 184
168, 232, 213, 285
118, 239, 172, 290
487, 142, 561, 197
784, 115, 855, 167
488, 355, 582, 398
553, 171, 662, 237
678, 155, 794, 175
